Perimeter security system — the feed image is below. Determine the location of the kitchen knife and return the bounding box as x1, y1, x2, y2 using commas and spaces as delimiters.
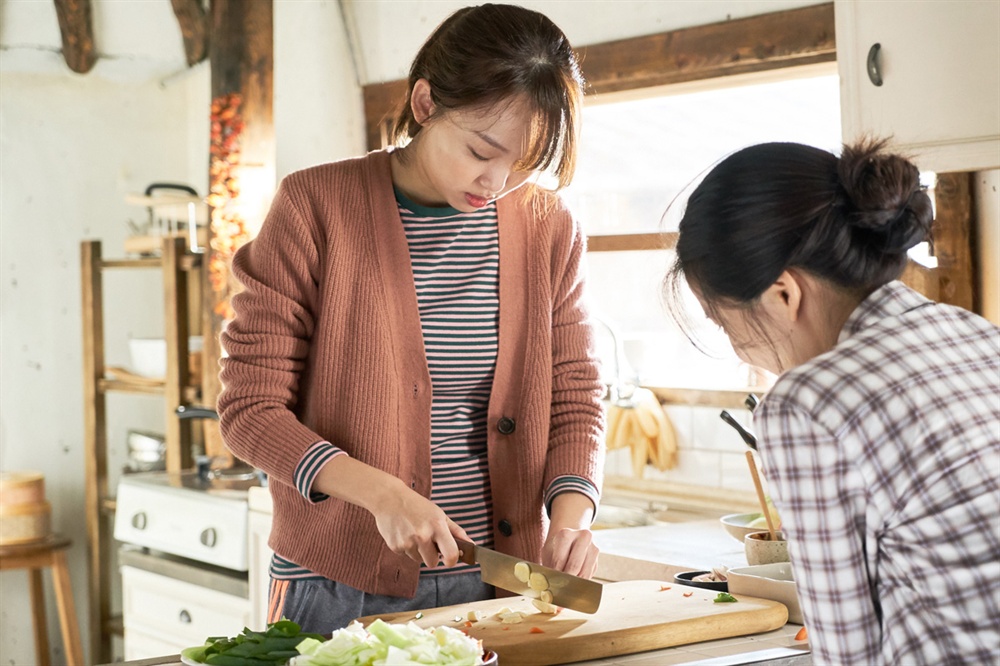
456, 539, 603, 614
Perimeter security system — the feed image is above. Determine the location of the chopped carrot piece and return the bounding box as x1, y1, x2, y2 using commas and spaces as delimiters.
660, 585, 671, 591
683, 591, 693, 597
530, 627, 545, 634
502, 627, 510, 631
464, 621, 473, 627
795, 627, 808, 641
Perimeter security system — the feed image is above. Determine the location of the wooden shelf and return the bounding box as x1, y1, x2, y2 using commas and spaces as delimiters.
81, 237, 203, 664
646, 386, 765, 410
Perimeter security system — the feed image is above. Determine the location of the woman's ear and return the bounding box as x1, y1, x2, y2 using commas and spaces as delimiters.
410, 79, 436, 125
762, 270, 804, 324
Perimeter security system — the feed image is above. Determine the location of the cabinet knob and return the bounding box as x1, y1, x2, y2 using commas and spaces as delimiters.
200, 527, 217, 548
179, 609, 192, 624
131, 512, 147, 530
867, 43, 884, 87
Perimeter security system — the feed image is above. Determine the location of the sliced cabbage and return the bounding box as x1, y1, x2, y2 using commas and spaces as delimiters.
290, 619, 483, 666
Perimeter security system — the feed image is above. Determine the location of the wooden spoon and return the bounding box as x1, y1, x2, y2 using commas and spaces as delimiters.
745, 450, 778, 541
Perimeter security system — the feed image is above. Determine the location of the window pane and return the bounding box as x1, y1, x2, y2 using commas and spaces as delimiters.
576, 73, 842, 390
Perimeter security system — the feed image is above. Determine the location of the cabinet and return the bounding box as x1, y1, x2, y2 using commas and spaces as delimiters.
247, 486, 275, 630
836, 0, 1000, 173
80, 237, 203, 664
121, 565, 250, 660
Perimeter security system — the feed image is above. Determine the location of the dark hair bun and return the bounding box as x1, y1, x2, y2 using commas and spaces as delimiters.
838, 139, 933, 254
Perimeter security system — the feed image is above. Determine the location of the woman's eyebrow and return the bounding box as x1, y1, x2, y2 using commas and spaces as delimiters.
474, 130, 508, 153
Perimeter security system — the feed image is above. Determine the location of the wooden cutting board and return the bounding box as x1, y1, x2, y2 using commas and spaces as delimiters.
357, 580, 788, 665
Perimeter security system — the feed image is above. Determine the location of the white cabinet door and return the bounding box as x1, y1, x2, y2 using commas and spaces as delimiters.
248, 508, 275, 630
122, 566, 251, 660
836, 0, 1000, 172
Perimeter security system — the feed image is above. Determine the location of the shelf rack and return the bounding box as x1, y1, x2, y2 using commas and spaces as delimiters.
80, 237, 202, 664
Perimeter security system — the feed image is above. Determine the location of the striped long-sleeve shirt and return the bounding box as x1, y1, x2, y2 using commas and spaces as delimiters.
271, 190, 598, 581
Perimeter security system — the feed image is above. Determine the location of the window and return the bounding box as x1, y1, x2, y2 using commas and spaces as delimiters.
571, 69, 842, 392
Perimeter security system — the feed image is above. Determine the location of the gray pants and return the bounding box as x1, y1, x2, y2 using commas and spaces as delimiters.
269, 572, 495, 634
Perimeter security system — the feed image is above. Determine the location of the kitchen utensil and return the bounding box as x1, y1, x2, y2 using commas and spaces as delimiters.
720, 410, 757, 450
745, 393, 760, 412
744, 530, 789, 566
126, 429, 166, 472
727, 563, 803, 624
456, 539, 603, 614
358, 579, 788, 665
745, 450, 778, 541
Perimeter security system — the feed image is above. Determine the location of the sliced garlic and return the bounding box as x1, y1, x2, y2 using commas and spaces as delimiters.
513, 561, 531, 583
532, 598, 559, 614
540, 590, 553, 603
528, 572, 549, 591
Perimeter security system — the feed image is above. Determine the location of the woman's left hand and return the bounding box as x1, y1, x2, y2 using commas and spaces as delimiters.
542, 527, 599, 578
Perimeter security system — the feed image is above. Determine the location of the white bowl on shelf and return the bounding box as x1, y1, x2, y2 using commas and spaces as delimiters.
727, 562, 803, 624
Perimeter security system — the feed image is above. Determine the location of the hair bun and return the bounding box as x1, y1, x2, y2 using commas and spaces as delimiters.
837, 139, 933, 253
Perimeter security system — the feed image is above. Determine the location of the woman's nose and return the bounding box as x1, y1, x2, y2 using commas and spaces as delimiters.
479, 166, 509, 194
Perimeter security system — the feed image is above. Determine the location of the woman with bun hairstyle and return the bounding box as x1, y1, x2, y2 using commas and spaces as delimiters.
218, 4, 604, 632
666, 140, 999, 664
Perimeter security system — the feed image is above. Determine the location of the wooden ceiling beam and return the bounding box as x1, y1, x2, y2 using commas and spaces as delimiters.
53, 0, 95, 74
170, 0, 210, 66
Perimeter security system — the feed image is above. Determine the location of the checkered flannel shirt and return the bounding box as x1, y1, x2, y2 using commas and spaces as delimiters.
755, 281, 1000, 665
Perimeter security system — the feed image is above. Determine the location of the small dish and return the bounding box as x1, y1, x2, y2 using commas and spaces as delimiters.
727, 562, 803, 624
720, 512, 765, 542
744, 530, 789, 566
673, 570, 728, 592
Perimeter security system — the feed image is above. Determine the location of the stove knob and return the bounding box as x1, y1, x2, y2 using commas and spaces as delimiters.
200, 527, 217, 548
131, 512, 147, 530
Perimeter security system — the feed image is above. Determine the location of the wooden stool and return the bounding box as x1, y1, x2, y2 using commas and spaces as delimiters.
0, 534, 83, 666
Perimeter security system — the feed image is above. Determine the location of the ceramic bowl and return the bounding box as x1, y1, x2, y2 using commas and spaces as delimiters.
673, 570, 728, 592
744, 530, 789, 566
720, 512, 766, 542
727, 562, 803, 624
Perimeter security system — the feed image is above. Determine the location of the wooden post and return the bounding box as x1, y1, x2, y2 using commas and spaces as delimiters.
933, 172, 977, 312
53, 0, 95, 74
79, 240, 108, 664
204, 0, 274, 462
164, 236, 194, 472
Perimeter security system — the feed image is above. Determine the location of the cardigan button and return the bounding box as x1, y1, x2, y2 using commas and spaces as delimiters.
497, 417, 516, 435
498, 519, 513, 537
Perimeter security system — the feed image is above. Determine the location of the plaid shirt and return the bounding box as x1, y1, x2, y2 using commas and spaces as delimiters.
755, 281, 1000, 665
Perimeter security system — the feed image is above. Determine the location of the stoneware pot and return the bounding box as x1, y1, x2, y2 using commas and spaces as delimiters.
744, 530, 789, 566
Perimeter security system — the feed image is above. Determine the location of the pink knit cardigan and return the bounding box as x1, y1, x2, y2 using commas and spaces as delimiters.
218, 149, 605, 597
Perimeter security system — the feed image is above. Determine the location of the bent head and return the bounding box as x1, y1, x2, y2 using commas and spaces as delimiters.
392, 4, 583, 210
667, 139, 933, 373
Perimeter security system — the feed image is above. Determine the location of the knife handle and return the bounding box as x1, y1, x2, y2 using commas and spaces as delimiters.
455, 538, 477, 566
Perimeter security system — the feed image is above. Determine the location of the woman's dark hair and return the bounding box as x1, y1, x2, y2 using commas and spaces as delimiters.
391, 3, 584, 190
666, 139, 934, 318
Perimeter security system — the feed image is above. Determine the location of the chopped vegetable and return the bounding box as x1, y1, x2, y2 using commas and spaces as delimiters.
682, 591, 693, 597
529, 627, 545, 634
414, 612, 423, 620
453, 615, 463, 623
795, 627, 808, 641
466, 610, 484, 623
528, 572, 549, 591
713, 592, 738, 603
531, 598, 558, 614
291, 619, 485, 666
540, 590, 553, 604
181, 619, 326, 666
659, 585, 671, 592
513, 561, 531, 583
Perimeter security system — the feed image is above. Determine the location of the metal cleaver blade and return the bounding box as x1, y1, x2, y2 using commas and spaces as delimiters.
456, 539, 603, 614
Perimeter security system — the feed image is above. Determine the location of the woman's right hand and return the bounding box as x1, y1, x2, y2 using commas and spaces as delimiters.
312, 455, 469, 569
371, 484, 470, 568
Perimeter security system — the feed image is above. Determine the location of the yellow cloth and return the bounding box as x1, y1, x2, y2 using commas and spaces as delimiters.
605, 388, 678, 478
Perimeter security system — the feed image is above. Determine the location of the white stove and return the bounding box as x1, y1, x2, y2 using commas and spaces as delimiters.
114, 470, 261, 571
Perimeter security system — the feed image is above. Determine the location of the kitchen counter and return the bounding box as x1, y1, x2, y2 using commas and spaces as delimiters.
112, 508, 809, 666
